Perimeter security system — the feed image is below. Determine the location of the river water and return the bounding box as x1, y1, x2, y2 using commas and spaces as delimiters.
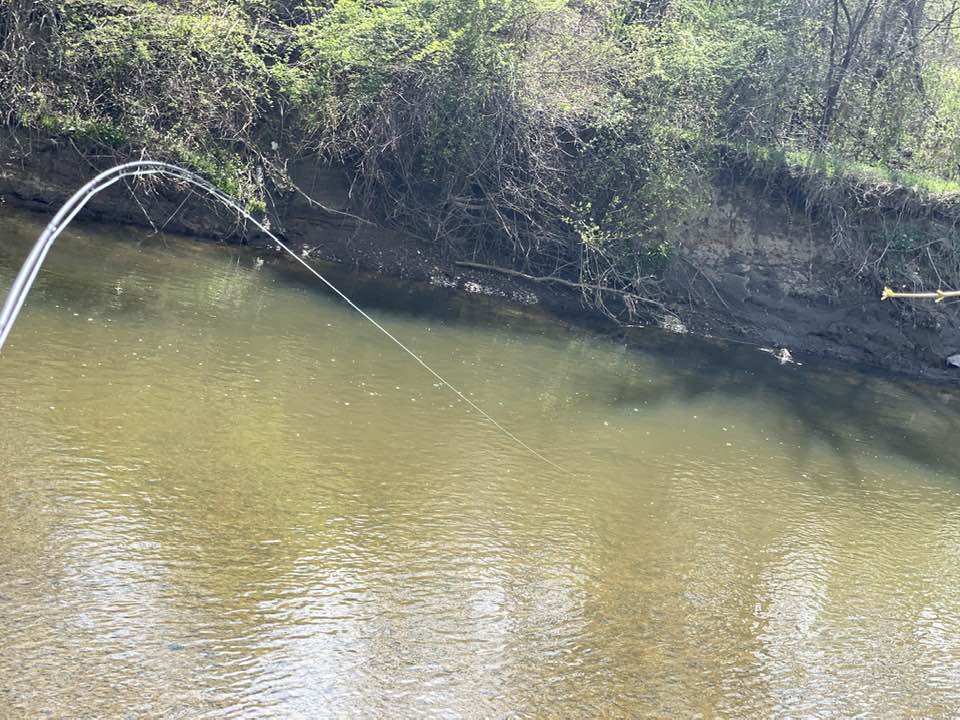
3, 207, 960, 717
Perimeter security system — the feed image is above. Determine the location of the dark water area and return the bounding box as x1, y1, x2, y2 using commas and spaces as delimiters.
3, 207, 960, 717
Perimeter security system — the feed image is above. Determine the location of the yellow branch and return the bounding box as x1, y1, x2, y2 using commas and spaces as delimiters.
882, 287, 960, 303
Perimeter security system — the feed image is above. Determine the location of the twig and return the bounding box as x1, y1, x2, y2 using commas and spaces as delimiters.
679, 256, 731, 311
263, 158, 377, 227
454, 260, 677, 315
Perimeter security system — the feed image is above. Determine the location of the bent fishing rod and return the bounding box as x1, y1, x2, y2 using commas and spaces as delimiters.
0, 161, 566, 473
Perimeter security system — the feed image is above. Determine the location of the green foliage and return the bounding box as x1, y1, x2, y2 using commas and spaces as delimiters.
866, 222, 960, 289
270, 0, 682, 300
871, 223, 938, 255
5, 0, 960, 312
2, 0, 282, 207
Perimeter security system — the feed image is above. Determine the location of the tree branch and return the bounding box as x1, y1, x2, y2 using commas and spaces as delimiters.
454, 260, 677, 316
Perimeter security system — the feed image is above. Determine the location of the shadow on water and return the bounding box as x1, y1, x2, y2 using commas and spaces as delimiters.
600, 330, 960, 478
0, 206, 583, 340
273, 245, 960, 480
4, 206, 959, 477
282, 247, 960, 479
264, 255, 588, 338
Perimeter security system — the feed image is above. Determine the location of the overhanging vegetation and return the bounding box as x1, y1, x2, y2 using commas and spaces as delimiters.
4, 0, 960, 316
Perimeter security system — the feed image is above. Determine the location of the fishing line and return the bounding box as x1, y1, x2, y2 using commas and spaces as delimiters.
0, 161, 567, 473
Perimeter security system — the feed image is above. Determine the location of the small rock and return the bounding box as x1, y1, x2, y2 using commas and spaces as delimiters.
946, 353, 960, 368
659, 314, 688, 334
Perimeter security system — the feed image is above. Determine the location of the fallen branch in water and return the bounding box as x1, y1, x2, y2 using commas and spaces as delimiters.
882, 286, 960, 303
454, 260, 676, 316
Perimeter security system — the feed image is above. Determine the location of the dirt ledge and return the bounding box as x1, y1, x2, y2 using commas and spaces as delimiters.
2, 127, 959, 383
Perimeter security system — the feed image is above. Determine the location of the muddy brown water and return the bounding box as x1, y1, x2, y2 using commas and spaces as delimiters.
3, 207, 960, 717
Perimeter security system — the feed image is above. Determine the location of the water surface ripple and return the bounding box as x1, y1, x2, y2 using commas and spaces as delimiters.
2, 209, 960, 717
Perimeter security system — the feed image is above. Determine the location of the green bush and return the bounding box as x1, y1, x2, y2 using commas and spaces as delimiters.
5, 0, 960, 309
2, 0, 282, 207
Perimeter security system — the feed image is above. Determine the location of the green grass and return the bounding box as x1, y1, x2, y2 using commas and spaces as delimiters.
718, 140, 960, 197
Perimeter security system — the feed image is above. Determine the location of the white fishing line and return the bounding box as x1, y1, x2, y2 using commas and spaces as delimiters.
0, 161, 567, 473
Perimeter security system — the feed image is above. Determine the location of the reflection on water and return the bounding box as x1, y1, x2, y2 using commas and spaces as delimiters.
3, 208, 960, 716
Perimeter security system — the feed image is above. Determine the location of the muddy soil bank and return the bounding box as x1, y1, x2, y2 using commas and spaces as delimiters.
0, 130, 586, 317
664, 179, 960, 382
2, 128, 959, 382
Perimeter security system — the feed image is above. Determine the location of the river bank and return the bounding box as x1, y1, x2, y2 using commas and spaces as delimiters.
5, 195, 960, 718
3, 127, 960, 382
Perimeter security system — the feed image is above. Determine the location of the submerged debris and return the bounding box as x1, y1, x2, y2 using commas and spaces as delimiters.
760, 346, 799, 366
429, 271, 458, 289
659, 315, 688, 334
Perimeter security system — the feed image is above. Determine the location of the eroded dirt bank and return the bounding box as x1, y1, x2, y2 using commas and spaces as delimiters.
662, 180, 960, 381
3, 128, 959, 382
